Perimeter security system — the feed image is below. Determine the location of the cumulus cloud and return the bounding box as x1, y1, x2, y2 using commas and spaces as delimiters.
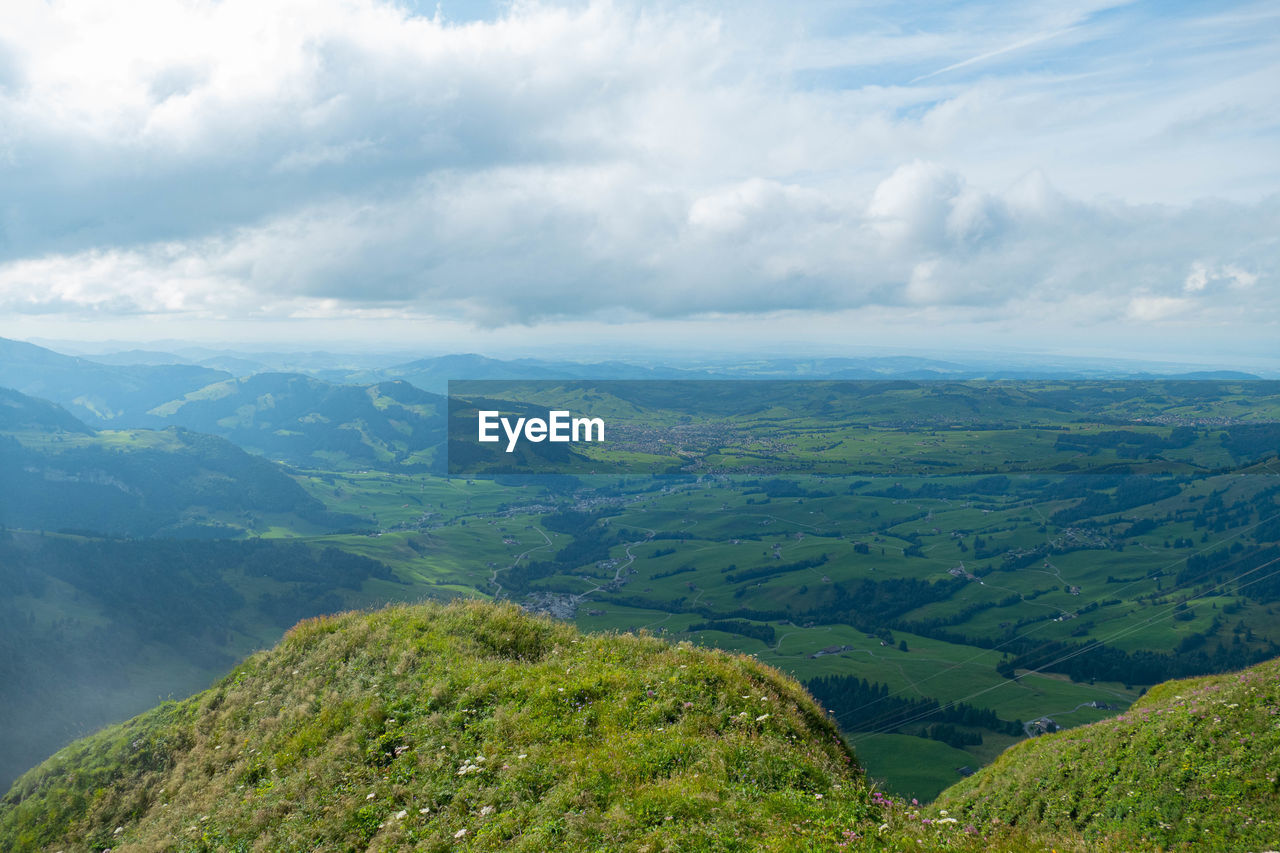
0, 0, 1276, 343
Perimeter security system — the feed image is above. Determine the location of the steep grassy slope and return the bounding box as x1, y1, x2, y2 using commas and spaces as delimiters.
934, 657, 1280, 851
0, 601, 1048, 852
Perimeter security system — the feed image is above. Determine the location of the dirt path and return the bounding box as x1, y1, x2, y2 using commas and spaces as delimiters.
490, 527, 553, 597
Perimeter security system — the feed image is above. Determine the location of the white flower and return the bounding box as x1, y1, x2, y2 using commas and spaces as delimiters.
454, 828, 467, 838
394, 810, 407, 820
756, 714, 770, 721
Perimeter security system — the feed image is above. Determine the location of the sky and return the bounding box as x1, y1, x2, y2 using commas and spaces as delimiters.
0, 0, 1277, 366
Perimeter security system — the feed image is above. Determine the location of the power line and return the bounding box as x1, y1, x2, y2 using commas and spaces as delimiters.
823, 502, 1280, 727
842, 553, 1280, 744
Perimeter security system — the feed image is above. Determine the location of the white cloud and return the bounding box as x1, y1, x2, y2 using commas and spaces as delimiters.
1184, 261, 1259, 294
0, 0, 1275, 353
1128, 295, 1193, 322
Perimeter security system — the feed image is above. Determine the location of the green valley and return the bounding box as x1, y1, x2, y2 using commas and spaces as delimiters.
2, 368, 1279, 809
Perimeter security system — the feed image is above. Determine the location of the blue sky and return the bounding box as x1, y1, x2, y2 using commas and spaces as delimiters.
0, 0, 1276, 365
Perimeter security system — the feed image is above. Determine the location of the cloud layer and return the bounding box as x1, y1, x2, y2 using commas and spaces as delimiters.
0, 0, 1276, 344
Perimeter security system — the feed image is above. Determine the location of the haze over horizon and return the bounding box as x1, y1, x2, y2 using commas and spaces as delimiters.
1, 0, 1276, 365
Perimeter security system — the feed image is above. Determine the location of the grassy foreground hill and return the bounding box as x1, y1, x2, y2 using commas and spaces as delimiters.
6, 600, 1278, 852
0, 601, 1051, 853
935, 657, 1280, 851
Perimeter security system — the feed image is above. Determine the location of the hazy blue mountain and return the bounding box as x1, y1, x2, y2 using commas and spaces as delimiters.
193, 355, 273, 374
0, 387, 94, 435
0, 337, 231, 425
148, 372, 447, 471
80, 349, 195, 366
0, 387, 359, 538
1159, 370, 1262, 380
380, 353, 567, 392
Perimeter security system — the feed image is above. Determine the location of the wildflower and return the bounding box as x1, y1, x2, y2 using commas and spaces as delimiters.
394, 810, 407, 820
756, 714, 770, 721
454, 828, 467, 838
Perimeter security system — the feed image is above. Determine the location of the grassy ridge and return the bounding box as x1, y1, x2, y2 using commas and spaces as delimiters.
6, 599, 1276, 851
934, 657, 1280, 850
1, 601, 902, 852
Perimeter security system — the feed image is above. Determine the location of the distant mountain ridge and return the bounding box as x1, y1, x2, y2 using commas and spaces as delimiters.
0, 386, 360, 538
0, 387, 93, 435
0, 337, 230, 425
11, 338, 1267, 400
148, 372, 447, 471
1, 337, 1270, 476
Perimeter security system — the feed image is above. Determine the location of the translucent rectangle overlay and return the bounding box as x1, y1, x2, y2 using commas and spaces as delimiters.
446, 379, 1280, 477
